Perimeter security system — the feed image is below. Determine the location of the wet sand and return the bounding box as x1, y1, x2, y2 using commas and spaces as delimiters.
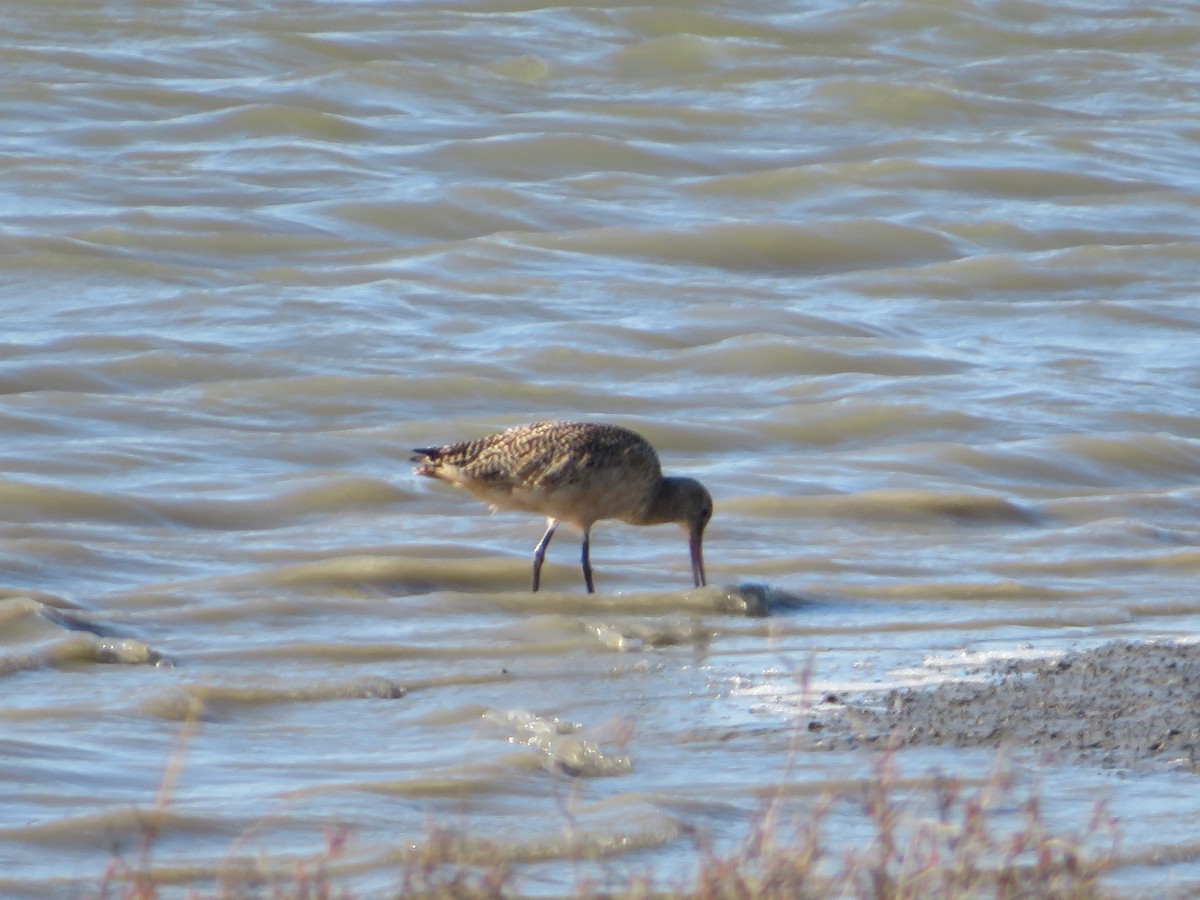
810, 640, 1200, 772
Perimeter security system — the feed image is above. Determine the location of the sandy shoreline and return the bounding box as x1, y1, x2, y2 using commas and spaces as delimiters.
808, 639, 1200, 772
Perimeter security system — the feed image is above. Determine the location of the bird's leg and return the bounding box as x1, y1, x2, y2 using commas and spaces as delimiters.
531, 518, 558, 592
581, 526, 595, 594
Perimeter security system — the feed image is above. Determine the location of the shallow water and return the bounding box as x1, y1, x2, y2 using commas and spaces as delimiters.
3, 0, 1200, 894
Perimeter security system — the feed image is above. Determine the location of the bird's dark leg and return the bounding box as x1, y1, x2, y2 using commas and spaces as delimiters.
531, 519, 558, 592
581, 526, 595, 594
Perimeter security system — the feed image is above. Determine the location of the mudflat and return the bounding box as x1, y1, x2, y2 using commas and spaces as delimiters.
812, 640, 1200, 772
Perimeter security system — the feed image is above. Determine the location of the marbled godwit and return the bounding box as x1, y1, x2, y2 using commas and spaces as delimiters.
411, 421, 712, 593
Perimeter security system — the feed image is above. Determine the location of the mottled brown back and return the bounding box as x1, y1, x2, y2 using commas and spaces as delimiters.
413, 421, 661, 487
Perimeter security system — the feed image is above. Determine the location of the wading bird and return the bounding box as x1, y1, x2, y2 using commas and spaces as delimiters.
411, 421, 712, 593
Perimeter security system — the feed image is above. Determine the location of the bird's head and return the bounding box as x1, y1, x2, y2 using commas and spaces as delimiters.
645, 476, 712, 588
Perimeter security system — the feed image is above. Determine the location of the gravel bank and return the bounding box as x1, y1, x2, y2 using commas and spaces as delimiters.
812, 640, 1200, 771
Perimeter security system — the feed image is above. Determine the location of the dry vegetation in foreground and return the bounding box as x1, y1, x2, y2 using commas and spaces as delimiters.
94, 741, 1119, 900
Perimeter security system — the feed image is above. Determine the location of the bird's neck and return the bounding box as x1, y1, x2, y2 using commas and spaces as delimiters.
636, 476, 692, 526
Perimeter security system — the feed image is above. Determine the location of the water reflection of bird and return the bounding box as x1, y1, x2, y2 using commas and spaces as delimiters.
411, 421, 712, 593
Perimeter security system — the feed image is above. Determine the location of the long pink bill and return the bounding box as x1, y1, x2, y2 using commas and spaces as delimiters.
689, 530, 706, 588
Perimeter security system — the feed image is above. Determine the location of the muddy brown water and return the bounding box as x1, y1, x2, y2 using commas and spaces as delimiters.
3, 0, 1200, 895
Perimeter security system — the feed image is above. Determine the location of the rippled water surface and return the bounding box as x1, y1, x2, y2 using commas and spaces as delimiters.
3, 0, 1200, 894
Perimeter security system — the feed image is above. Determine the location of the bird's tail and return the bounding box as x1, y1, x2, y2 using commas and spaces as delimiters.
410, 446, 443, 478
411, 436, 496, 481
